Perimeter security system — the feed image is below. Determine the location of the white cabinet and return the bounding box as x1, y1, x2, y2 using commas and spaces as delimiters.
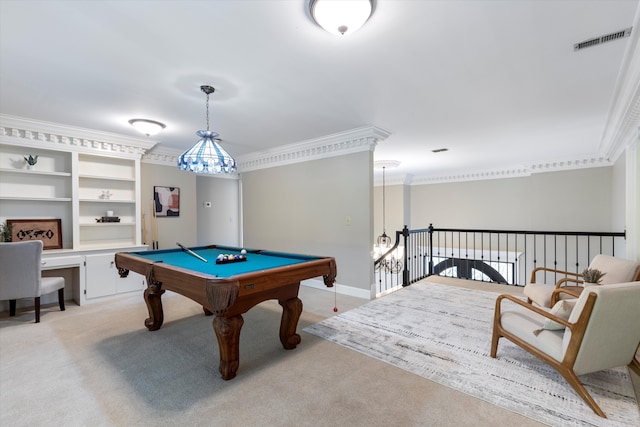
85, 252, 145, 300
0, 114, 156, 305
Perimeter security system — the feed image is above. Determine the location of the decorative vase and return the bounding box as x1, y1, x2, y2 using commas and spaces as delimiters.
583, 282, 598, 287
26, 164, 34, 170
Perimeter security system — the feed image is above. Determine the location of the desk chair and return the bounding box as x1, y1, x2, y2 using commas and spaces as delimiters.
0, 240, 65, 323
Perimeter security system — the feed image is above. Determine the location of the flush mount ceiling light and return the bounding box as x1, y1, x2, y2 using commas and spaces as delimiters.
177, 85, 237, 175
128, 118, 166, 136
309, 0, 373, 36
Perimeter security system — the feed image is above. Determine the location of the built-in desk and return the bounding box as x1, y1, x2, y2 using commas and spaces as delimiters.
39, 246, 147, 306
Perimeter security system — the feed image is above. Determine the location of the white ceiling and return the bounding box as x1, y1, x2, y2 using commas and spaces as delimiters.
1, 0, 638, 182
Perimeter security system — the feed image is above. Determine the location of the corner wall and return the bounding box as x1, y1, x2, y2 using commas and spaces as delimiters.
241, 151, 373, 298
140, 163, 197, 248
196, 176, 240, 246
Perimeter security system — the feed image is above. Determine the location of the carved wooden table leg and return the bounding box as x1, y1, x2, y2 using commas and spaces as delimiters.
143, 286, 165, 331
143, 267, 165, 331
213, 314, 244, 380
278, 297, 303, 349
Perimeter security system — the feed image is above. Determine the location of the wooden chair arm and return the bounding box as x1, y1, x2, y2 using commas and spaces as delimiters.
495, 294, 573, 329
550, 287, 582, 306
529, 266, 581, 284
556, 277, 582, 287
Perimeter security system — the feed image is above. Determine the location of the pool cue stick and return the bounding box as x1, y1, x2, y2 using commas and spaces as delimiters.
141, 209, 147, 245
177, 242, 208, 263
154, 206, 159, 249
151, 200, 157, 249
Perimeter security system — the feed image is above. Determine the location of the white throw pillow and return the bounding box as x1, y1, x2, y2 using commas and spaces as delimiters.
533, 299, 577, 335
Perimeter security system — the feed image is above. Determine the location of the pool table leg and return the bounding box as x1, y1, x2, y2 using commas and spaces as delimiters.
213, 314, 244, 380
278, 297, 303, 349
143, 286, 165, 331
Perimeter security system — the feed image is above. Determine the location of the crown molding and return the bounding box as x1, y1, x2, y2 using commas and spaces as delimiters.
0, 114, 157, 157
141, 146, 182, 166
236, 125, 390, 172
600, 9, 640, 162
401, 156, 612, 186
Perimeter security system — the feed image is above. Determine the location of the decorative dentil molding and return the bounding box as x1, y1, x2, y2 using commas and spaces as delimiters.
236, 125, 390, 173
378, 156, 613, 186
141, 125, 390, 175
141, 146, 181, 166
0, 114, 157, 158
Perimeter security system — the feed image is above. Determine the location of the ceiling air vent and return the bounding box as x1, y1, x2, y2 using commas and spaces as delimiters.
574, 27, 632, 51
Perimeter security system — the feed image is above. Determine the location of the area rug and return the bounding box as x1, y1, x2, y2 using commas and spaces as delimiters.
304, 282, 640, 427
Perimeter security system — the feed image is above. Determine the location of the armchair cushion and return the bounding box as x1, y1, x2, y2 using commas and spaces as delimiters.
523, 282, 555, 307
535, 299, 577, 333
499, 309, 565, 361
545, 299, 576, 329
589, 255, 639, 284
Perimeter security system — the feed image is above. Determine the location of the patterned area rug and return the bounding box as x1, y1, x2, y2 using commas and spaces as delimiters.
304, 282, 640, 427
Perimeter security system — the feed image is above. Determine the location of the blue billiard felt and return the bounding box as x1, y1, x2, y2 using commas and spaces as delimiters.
131, 246, 319, 278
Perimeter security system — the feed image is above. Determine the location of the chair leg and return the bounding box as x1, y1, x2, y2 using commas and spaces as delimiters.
58, 288, 65, 311
629, 357, 640, 377
9, 300, 16, 316
557, 367, 606, 418
490, 325, 500, 358
35, 297, 40, 323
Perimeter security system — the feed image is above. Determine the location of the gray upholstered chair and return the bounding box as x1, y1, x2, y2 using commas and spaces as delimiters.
523, 254, 640, 307
0, 240, 65, 323
491, 281, 640, 418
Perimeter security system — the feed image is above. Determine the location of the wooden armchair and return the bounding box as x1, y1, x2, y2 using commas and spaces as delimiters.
491, 281, 640, 418
523, 254, 640, 307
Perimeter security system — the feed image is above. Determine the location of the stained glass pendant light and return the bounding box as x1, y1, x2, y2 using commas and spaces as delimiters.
177, 85, 237, 174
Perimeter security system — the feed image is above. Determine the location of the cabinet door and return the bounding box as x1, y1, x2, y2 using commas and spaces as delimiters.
117, 270, 145, 293
85, 253, 118, 299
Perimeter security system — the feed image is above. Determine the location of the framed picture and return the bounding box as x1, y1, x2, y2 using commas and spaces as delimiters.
7, 219, 63, 250
154, 186, 180, 217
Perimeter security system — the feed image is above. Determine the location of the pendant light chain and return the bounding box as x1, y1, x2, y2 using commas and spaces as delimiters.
205, 91, 210, 132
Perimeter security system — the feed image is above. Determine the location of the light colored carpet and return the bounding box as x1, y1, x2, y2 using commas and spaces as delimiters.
305, 282, 640, 427
0, 280, 576, 427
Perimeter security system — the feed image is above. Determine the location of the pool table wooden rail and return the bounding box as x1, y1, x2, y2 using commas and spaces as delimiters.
114, 250, 337, 380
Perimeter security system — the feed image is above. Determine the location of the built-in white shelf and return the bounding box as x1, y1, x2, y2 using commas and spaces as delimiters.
78, 174, 135, 182
0, 168, 72, 177
80, 222, 135, 227
79, 199, 135, 203
0, 196, 72, 202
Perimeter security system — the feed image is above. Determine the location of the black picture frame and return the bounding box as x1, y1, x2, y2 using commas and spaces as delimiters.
154, 186, 180, 217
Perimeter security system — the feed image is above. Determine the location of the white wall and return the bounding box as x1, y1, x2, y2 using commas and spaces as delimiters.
140, 163, 197, 248
241, 151, 373, 297
196, 176, 240, 246
373, 184, 407, 244
408, 167, 615, 231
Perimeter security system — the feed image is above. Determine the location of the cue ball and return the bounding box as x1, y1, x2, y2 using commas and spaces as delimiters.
241, 249, 247, 255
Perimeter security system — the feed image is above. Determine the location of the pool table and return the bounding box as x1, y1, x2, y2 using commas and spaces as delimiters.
115, 245, 336, 380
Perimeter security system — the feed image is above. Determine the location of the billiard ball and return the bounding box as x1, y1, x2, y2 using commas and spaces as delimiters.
241, 249, 247, 255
